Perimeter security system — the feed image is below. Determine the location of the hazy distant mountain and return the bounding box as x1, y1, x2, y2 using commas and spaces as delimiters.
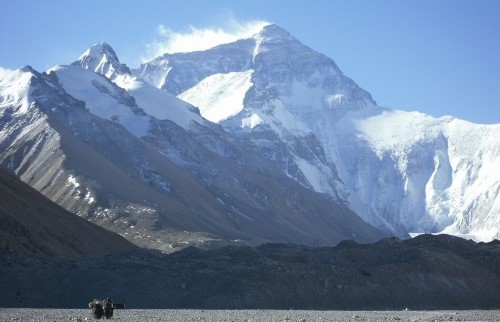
135, 24, 500, 241
0, 169, 137, 258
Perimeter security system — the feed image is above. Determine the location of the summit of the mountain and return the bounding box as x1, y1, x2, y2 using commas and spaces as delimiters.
19, 65, 37, 73
136, 23, 374, 126
253, 23, 296, 42
73, 41, 130, 78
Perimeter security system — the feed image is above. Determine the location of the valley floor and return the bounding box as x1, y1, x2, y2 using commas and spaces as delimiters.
0, 308, 499, 321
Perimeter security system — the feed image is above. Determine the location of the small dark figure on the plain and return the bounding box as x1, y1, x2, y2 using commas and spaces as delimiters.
88, 299, 104, 319
103, 297, 114, 319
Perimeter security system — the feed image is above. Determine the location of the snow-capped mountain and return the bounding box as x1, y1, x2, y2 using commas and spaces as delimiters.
0, 44, 386, 251
2, 24, 497, 246
135, 24, 499, 241
135, 24, 368, 200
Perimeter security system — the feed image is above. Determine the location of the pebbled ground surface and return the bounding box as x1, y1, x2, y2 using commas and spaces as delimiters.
1, 309, 500, 322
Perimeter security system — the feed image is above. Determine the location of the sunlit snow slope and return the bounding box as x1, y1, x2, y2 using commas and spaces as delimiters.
51, 65, 152, 137
336, 108, 500, 240
179, 70, 254, 123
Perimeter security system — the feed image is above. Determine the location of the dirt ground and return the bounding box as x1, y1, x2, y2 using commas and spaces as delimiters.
0, 308, 499, 321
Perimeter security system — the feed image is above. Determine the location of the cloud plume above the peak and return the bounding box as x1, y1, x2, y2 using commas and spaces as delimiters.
142, 19, 270, 62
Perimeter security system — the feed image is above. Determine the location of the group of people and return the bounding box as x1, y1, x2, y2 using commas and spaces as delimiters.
88, 297, 114, 319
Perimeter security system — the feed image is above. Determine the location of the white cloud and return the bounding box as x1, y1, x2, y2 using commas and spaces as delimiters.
142, 18, 270, 62
0, 66, 14, 77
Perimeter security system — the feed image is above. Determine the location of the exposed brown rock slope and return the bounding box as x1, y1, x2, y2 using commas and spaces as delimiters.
0, 170, 138, 258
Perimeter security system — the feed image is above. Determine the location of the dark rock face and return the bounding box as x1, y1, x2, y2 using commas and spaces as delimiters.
1, 234, 498, 309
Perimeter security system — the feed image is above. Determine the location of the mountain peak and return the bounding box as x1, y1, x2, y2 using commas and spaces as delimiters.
73, 42, 130, 78
78, 42, 119, 64
254, 24, 295, 42
20, 65, 37, 73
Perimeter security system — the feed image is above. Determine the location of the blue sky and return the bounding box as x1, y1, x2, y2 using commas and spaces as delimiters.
1, 0, 499, 124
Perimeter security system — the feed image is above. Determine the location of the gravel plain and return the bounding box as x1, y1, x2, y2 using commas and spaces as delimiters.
0, 309, 499, 321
